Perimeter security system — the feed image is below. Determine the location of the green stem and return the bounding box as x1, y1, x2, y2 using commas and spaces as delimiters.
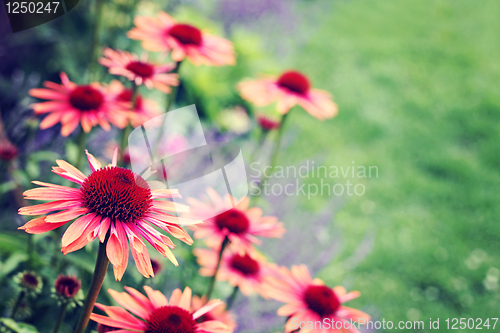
153, 61, 182, 153
89, 0, 105, 82
73, 233, 110, 333
255, 112, 289, 196
250, 129, 269, 164
165, 61, 182, 112
75, 130, 88, 172
118, 84, 137, 167
206, 237, 229, 299
53, 302, 68, 333
11, 290, 25, 319
225, 286, 239, 310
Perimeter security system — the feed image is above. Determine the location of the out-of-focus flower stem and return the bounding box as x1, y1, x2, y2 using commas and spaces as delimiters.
225, 286, 239, 310
153, 61, 182, 152
206, 237, 229, 300
11, 290, 25, 319
165, 61, 182, 112
75, 130, 88, 172
118, 84, 137, 167
255, 112, 289, 196
249, 129, 269, 164
89, 0, 105, 82
73, 233, 110, 333
53, 301, 68, 333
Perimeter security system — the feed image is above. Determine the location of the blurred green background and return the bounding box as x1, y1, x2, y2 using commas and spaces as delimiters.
1, 0, 500, 331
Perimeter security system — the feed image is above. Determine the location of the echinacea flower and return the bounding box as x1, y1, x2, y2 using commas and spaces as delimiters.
29, 73, 128, 136
53, 274, 84, 307
100, 49, 179, 94
127, 12, 235, 66
194, 246, 274, 297
108, 80, 162, 127
18, 150, 197, 280
0, 140, 18, 161
185, 189, 285, 252
238, 71, 338, 120
90, 286, 233, 333
192, 296, 237, 331
54, 274, 81, 299
256, 113, 280, 131
14, 271, 43, 296
262, 265, 370, 333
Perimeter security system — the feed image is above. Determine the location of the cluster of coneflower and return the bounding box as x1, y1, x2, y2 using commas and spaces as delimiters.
1, 8, 370, 333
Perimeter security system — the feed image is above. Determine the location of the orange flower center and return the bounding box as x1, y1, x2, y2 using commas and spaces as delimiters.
126, 61, 155, 78
80, 167, 152, 223
55, 275, 81, 298
229, 253, 260, 276
146, 306, 197, 333
69, 86, 104, 111
277, 71, 310, 95
215, 209, 249, 234
117, 89, 143, 110
303, 285, 340, 317
169, 24, 203, 46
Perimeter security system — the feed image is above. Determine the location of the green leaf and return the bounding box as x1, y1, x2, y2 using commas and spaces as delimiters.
0, 181, 17, 195
0, 252, 28, 277
0, 234, 27, 254
0, 318, 39, 333
29, 151, 59, 163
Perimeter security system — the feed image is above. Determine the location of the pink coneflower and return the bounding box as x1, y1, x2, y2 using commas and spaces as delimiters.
191, 295, 236, 331
100, 49, 179, 94
0, 140, 18, 161
18, 150, 197, 280
90, 286, 233, 333
29, 73, 128, 136
256, 114, 280, 131
127, 12, 235, 67
54, 274, 81, 299
108, 80, 162, 127
238, 71, 338, 120
263, 265, 370, 333
186, 189, 285, 252
194, 246, 273, 297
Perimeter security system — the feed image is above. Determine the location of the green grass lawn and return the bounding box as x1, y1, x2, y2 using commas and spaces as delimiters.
280, 0, 500, 328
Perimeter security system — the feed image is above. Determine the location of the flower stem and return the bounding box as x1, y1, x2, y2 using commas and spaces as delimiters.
73, 234, 110, 333
206, 237, 229, 300
255, 112, 289, 196
75, 130, 88, 172
89, 0, 105, 82
225, 286, 239, 310
11, 290, 25, 318
53, 302, 68, 333
249, 129, 269, 164
118, 84, 137, 167
165, 61, 182, 112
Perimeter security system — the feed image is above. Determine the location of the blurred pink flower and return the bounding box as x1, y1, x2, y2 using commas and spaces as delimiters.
127, 12, 235, 66
91, 286, 232, 333
195, 245, 274, 297
191, 295, 237, 331
186, 189, 285, 253
29, 73, 128, 136
108, 80, 162, 128
263, 265, 370, 333
100, 49, 179, 94
238, 70, 338, 120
